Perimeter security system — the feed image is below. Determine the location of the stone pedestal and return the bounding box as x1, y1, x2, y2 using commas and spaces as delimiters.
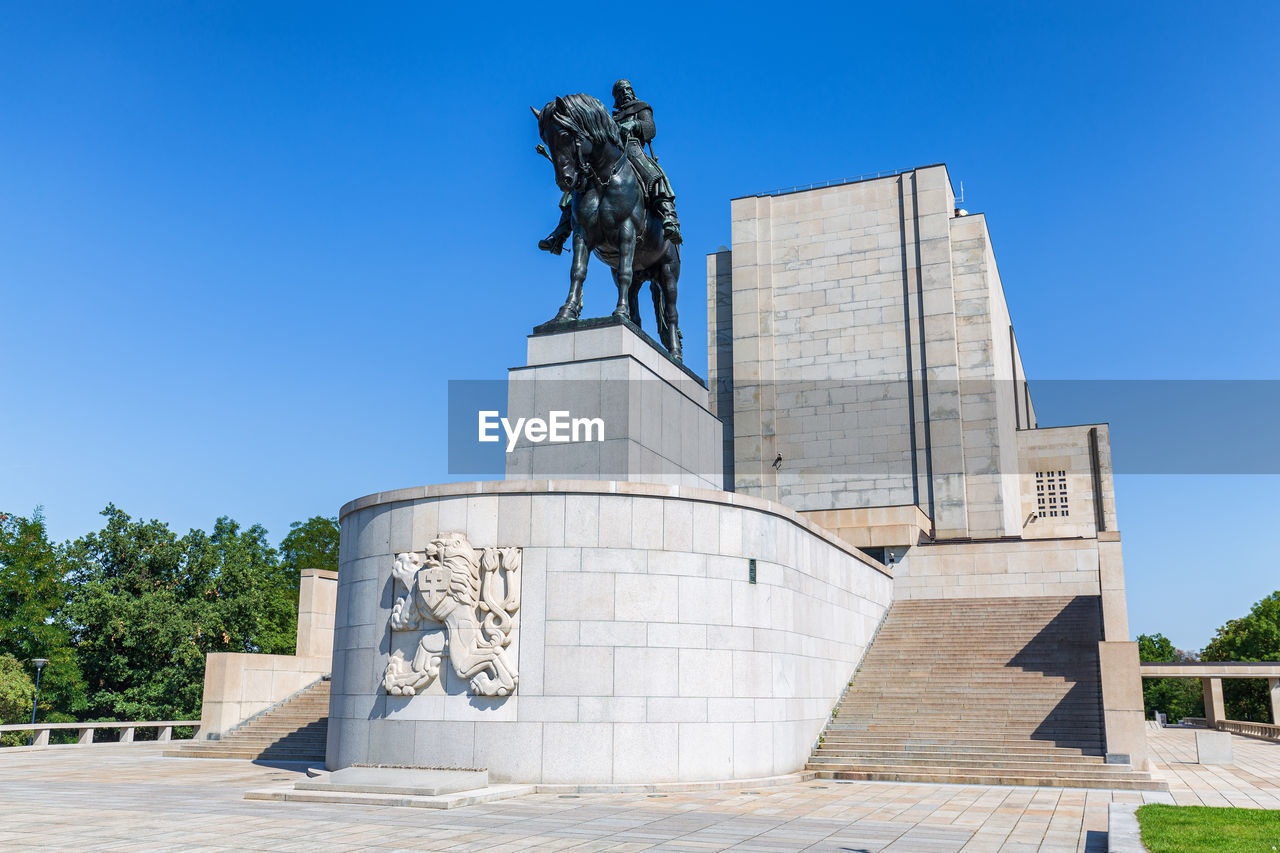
505, 318, 724, 490
295, 569, 338, 658
1195, 730, 1232, 765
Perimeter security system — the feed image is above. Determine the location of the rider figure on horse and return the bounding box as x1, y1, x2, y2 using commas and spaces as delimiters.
539, 80, 683, 254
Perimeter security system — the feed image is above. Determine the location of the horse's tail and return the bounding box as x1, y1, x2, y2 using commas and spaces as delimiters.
650, 281, 670, 349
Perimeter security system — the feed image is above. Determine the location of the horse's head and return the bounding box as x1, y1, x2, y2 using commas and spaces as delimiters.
532, 94, 621, 192
533, 99, 581, 191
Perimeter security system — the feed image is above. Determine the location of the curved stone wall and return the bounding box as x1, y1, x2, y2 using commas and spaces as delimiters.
329, 480, 892, 784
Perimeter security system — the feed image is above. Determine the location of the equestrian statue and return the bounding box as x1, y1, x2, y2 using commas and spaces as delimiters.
531, 80, 683, 360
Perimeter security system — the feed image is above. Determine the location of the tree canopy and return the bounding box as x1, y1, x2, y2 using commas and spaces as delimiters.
1202, 591, 1280, 723
0, 504, 336, 731
0, 653, 36, 745
0, 509, 85, 719
279, 516, 339, 575
1139, 591, 1280, 724
1136, 632, 1203, 723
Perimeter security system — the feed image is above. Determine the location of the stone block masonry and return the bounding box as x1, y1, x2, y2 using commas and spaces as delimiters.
505, 320, 723, 491
329, 480, 892, 784
707, 164, 1150, 774
709, 165, 1035, 541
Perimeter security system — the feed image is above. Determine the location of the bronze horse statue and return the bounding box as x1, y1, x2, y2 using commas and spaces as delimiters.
532, 94, 682, 360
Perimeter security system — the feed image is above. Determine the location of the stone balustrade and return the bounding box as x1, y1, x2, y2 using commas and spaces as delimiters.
0, 720, 199, 747
1217, 719, 1280, 743
1176, 717, 1280, 743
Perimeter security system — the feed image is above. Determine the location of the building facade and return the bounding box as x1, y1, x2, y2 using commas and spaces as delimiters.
707, 165, 1147, 768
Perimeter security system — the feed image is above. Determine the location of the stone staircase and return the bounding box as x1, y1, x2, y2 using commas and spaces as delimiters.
808, 596, 1164, 789
167, 678, 329, 763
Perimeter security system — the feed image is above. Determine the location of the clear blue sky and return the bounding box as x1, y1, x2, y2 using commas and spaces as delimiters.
2, 3, 1276, 652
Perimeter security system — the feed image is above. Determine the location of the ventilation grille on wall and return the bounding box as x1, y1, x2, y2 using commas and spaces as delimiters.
1036, 470, 1069, 517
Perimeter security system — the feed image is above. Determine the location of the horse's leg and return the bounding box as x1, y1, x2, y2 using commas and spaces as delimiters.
658, 249, 681, 360
610, 220, 637, 321
554, 230, 588, 321
616, 270, 642, 328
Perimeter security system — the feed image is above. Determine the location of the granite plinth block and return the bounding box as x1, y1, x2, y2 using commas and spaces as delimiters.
295, 766, 489, 796
1195, 730, 1232, 765
506, 321, 724, 491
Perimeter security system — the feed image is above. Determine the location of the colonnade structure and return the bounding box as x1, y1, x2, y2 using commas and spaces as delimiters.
1140, 661, 1280, 731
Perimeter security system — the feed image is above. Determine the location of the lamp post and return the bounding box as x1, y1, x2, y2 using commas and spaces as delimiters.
29, 658, 49, 747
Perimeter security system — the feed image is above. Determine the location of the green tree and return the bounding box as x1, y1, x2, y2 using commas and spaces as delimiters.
186, 516, 295, 656
1137, 633, 1203, 723
0, 509, 86, 720
1202, 592, 1280, 723
274, 515, 339, 649
279, 516, 339, 575
0, 653, 35, 746
63, 505, 300, 722
63, 506, 204, 721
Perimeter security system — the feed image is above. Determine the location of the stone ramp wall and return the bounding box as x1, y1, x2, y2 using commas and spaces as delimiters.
329, 480, 893, 784
891, 537, 1102, 600
198, 569, 337, 738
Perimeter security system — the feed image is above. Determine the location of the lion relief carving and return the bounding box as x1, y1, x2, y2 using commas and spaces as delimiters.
383, 533, 520, 698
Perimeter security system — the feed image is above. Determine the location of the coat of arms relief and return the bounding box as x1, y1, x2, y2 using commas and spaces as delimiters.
383, 533, 521, 698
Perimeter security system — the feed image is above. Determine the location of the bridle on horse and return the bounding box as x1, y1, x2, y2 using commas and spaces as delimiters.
554, 112, 628, 191
568, 136, 628, 191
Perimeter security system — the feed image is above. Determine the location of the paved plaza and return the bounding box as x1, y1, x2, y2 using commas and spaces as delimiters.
1146, 725, 1280, 808
0, 727, 1276, 852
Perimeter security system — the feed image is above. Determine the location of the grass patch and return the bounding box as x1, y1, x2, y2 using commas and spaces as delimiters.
1136, 803, 1280, 852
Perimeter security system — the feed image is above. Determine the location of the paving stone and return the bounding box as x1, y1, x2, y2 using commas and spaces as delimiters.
2, 729, 1279, 851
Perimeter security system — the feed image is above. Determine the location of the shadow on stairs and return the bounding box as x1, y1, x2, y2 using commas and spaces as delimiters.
808, 596, 1164, 790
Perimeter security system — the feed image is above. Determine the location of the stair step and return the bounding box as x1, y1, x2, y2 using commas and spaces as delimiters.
808, 754, 1114, 772
817, 751, 1103, 759
819, 737, 1100, 752
807, 595, 1163, 790
817, 739, 1100, 754
810, 768, 1163, 791
168, 748, 323, 760
171, 678, 330, 762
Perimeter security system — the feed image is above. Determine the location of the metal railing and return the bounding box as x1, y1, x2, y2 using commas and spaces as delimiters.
0, 720, 200, 747
752, 165, 940, 198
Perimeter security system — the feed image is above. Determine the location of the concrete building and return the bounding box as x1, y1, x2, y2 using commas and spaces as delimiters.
708, 164, 1149, 777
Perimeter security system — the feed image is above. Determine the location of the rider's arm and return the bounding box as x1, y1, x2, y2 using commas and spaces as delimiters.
632, 107, 657, 145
